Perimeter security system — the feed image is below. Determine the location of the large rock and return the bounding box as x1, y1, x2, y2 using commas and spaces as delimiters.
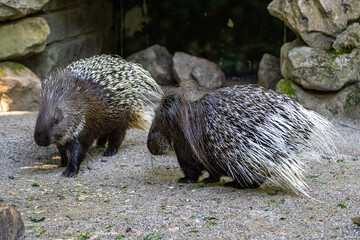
281, 40, 360, 91
21, 30, 113, 79
0, 205, 25, 240
268, 0, 360, 49
42, 0, 113, 44
333, 22, 360, 52
0, 17, 50, 61
0, 62, 41, 112
126, 45, 175, 85
173, 52, 225, 90
257, 53, 282, 90
277, 79, 360, 119
0, 0, 49, 22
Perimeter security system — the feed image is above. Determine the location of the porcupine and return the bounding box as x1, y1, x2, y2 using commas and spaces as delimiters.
147, 84, 338, 196
34, 54, 163, 177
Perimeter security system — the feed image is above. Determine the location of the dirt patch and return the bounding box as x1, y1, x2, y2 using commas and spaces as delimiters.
0, 112, 359, 239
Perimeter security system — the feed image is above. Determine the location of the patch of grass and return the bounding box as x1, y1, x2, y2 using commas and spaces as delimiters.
189, 229, 199, 233
58, 195, 66, 200
8, 176, 14, 180
115, 235, 125, 239
26, 196, 35, 201
32, 183, 40, 187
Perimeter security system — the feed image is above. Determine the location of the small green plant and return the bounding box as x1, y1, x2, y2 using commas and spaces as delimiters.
28, 217, 45, 222
59, 195, 66, 200
32, 183, 40, 187
204, 216, 217, 227
35, 229, 46, 237
28, 225, 38, 229
143, 232, 162, 240
337, 203, 346, 208
76, 232, 95, 240
306, 175, 318, 179
189, 229, 199, 233
27, 196, 35, 201
115, 235, 125, 239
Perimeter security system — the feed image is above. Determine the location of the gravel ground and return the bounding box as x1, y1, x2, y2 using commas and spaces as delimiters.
0, 111, 359, 240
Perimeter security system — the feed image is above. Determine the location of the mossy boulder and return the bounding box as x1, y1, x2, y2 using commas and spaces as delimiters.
0, 17, 50, 61
0, 62, 41, 112
277, 79, 360, 119
281, 40, 360, 91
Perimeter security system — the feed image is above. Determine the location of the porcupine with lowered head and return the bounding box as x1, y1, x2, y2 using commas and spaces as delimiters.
147, 84, 338, 196
34, 55, 162, 177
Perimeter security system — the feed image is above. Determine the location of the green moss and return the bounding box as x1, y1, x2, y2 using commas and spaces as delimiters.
325, 46, 355, 56
0, 62, 26, 74
344, 88, 360, 114
276, 79, 297, 100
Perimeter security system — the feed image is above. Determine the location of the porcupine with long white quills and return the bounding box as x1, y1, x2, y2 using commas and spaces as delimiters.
34, 55, 163, 177
147, 84, 338, 196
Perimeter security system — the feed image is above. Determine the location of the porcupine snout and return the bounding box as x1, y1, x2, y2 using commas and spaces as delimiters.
147, 129, 170, 155
34, 129, 51, 147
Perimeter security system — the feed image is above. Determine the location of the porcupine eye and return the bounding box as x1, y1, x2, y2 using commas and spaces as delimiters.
53, 107, 64, 126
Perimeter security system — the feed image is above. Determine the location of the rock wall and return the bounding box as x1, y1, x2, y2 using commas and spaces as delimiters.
268, 0, 360, 119
0, 0, 114, 112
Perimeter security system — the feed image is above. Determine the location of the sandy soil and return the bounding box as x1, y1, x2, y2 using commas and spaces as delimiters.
0, 111, 359, 239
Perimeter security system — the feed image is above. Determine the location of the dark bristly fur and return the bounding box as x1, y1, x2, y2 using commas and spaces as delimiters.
147, 85, 338, 196
34, 55, 162, 177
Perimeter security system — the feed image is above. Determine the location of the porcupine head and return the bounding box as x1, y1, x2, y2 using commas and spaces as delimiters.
34, 69, 88, 147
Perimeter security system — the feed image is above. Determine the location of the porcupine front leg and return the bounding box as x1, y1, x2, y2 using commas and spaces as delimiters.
62, 138, 91, 177
174, 145, 202, 183
57, 145, 67, 167
97, 135, 108, 146
103, 127, 127, 157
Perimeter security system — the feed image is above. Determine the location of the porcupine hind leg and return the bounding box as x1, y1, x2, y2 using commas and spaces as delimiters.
103, 127, 127, 157
57, 145, 68, 167
97, 135, 108, 146
62, 138, 91, 177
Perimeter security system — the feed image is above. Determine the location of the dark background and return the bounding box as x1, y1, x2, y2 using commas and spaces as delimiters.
120, 0, 296, 79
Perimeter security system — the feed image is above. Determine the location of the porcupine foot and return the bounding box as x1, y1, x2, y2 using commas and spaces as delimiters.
225, 180, 262, 189
178, 177, 199, 183
103, 128, 126, 157
202, 174, 221, 183
61, 169, 78, 178
103, 146, 118, 157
